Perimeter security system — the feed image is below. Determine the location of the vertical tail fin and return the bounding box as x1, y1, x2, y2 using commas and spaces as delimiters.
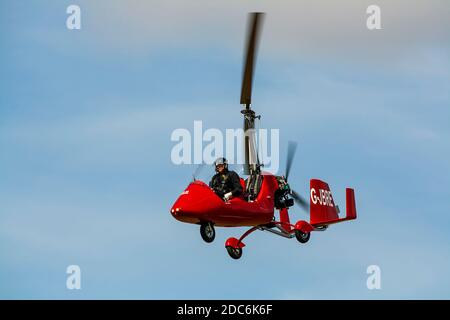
310, 179, 339, 225
310, 179, 357, 226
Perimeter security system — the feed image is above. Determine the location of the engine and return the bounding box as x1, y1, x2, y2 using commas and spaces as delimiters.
274, 176, 295, 209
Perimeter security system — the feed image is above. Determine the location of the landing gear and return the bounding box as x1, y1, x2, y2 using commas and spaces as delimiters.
295, 230, 310, 243
200, 223, 215, 243
226, 246, 243, 259
224, 228, 255, 260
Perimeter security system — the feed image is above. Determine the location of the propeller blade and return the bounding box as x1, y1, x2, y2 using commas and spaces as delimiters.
192, 163, 205, 181
240, 12, 265, 107
291, 189, 309, 212
285, 141, 298, 181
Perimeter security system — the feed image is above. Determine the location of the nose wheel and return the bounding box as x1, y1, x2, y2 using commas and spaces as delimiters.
226, 246, 243, 259
200, 223, 215, 243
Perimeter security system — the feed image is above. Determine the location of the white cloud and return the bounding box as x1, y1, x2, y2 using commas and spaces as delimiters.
75, 0, 450, 66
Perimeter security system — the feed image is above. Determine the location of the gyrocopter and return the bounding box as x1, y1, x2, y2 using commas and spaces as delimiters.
170, 12, 357, 259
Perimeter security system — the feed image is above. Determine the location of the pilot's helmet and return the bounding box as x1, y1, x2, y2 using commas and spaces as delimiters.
214, 157, 228, 171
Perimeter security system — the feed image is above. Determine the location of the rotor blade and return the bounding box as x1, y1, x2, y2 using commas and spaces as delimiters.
285, 141, 298, 181
291, 189, 309, 212
240, 12, 265, 107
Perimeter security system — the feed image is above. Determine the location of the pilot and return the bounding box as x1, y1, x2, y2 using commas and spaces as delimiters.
209, 157, 243, 201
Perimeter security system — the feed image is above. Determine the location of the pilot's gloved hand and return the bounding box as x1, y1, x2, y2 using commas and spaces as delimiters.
223, 192, 233, 201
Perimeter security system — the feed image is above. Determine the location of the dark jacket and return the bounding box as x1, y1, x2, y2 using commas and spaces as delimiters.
209, 169, 243, 198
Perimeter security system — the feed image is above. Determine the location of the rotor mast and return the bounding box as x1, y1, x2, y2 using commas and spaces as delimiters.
240, 12, 264, 176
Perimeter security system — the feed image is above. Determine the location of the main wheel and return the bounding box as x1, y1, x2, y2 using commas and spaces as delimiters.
200, 223, 215, 243
295, 230, 310, 244
226, 246, 242, 260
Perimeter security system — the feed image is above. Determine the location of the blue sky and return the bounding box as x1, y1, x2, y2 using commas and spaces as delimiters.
1, 0, 450, 299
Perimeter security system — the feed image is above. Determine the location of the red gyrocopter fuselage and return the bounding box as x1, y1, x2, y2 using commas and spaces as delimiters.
170, 173, 357, 259
171, 175, 277, 227
170, 13, 357, 259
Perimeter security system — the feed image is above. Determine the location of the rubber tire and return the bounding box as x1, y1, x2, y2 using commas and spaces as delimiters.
295, 230, 311, 244
200, 223, 215, 243
226, 246, 243, 260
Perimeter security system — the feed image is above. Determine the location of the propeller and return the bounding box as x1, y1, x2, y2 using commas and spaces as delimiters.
284, 141, 309, 212
291, 189, 309, 211
285, 141, 297, 182
192, 163, 205, 182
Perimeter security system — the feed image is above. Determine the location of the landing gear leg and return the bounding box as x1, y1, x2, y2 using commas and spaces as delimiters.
225, 226, 259, 260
